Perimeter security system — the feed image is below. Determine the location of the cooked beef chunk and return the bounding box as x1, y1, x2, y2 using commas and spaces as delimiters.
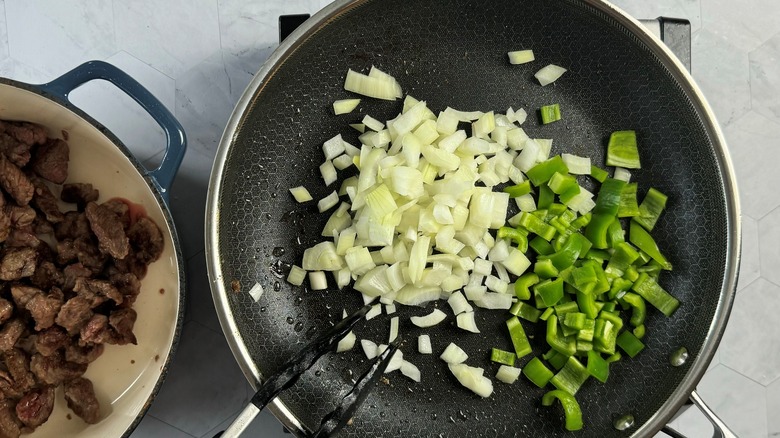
110, 256, 147, 280
74, 277, 122, 306
3, 229, 40, 250
55, 296, 93, 335
75, 237, 107, 273
5, 206, 34, 231
63, 377, 99, 424
79, 315, 111, 345
9, 285, 42, 308
65, 343, 104, 365
30, 178, 63, 224
60, 183, 98, 209
15, 385, 55, 429
0, 133, 31, 169
61, 263, 92, 292
0, 248, 37, 281
85, 202, 129, 259
25, 291, 63, 331
127, 217, 163, 264
30, 352, 87, 386
30, 261, 63, 291
108, 308, 137, 345
0, 210, 9, 243
0, 320, 25, 352
54, 211, 90, 241
0, 300, 11, 326
3, 350, 35, 395
0, 399, 21, 438
34, 326, 70, 357
32, 216, 53, 236
0, 155, 33, 207
55, 239, 78, 265
110, 273, 141, 308
0, 121, 47, 146
0, 370, 24, 401
30, 138, 68, 184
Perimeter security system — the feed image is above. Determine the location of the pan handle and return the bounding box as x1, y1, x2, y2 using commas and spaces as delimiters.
662, 390, 737, 438
38, 60, 187, 201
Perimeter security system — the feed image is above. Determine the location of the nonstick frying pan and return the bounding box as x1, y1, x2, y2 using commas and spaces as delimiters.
206, 0, 740, 436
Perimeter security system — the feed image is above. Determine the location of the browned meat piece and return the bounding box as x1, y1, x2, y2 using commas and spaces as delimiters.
0, 155, 33, 207
15, 385, 54, 429
0, 300, 12, 326
30, 352, 87, 386
110, 256, 147, 280
30, 261, 63, 291
110, 272, 141, 308
0, 248, 37, 281
60, 183, 98, 209
25, 292, 63, 331
0, 133, 31, 168
127, 217, 164, 264
100, 199, 130, 230
75, 237, 107, 273
0, 121, 47, 146
0, 399, 21, 438
34, 326, 70, 357
0, 320, 25, 352
30, 138, 68, 184
65, 343, 104, 365
63, 377, 100, 424
55, 239, 78, 265
30, 178, 63, 224
3, 229, 40, 249
55, 296, 93, 335
61, 263, 92, 292
5, 206, 35, 230
79, 315, 111, 345
0, 210, 9, 243
85, 202, 129, 259
108, 308, 137, 345
3, 350, 35, 395
9, 285, 42, 308
0, 370, 24, 401
54, 211, 90, 241
74, 277, 122, 306
32, 216, 53, 236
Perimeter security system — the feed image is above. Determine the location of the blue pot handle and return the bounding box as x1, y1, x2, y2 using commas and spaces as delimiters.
39, 60, 186, 201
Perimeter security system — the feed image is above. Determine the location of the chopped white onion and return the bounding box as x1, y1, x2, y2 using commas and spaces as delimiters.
332, 154, 354, 170
289, 186, 313, 203
535, 64, 567, 86
464, 285, 487, 301
344, 69, 400, 100
287, 266, 306, 286
320, 160, 337, 186
323, 134, 346, 161
337, 331, 356, 352
495, 365, 522, 384
474, 292, 514, 310
365, 303, 382, 320
447, 291, 473, 315
485, 275, 508, 294
389, 316, 399, 343
448, 363, 493, 398
384, 350, 405, 373
362, 115, 385, 132
507, 49, 535, 65
385, 303, 397, 315
410, 308, 447, 327
309, 271, 327, 290
440, 342, 469, 364
561, 153, 591, 175
614, 167, 632, 182
317, 191, 340, 213
361, 339, 378, 360
456, 312, 480, 333
418, 334, 432, 354
248, 282, 264, 302
333, 99, 361, 115
400, 360, 421, 382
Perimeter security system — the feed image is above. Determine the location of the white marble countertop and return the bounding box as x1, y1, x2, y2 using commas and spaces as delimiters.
1, 0, 778, 437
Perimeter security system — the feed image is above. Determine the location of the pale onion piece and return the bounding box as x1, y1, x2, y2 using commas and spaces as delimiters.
514, 138, 541, 172
345, 246, 376, 276
464, 285, 487, 301
344, 69, 399, 100
535, 64, 568, 86
472, 111, 496, 139
335, 268, 351, 289
379, 246, 396, 264
333, 99, 361, 115
452, 204, 470, 231
514, 108, 528, 125
458, 137, 491, 156
384, 350, 404, 373
472, 258, 492, 276
473, 241, 490, 259
386, 262, 406, 292
368, 65, 403, 98
408, 235, 430, 286
418, 335, 433, 354
289, 186, 313, 203
365, 184, 398, 219
493, 150, 514, 181
478, 170, 500, 187
502, 248, 532, 276
339, 175, 357, 197
490, 192, 510, 229
362, 114, 385, 132
287, 266, 306, 286
474, 292, 514, 310
370, 250, 384, 266
438, 130, 467, 153
389, 316, 399, 343
414, 119, 439, 145
565, 186, 596, 215
385, 303, 397, 315
494, 262, 510, 283
440, 342, 469, 364
487, 239, 510, 262
380, 294, 397, 305
507, 49, 535, 65
446, 107, 485, 122
403, 94, 420, 112
323, 134, 346, 160
536, 139, 553, 162
448, 363, 494, 398
562, 153, 591, 175
496, 365, 522, 384
309, 271, 327, 290
354, 265, 391, 297
468, 189, 495, 229
317, 191, 340, 213
248, 282, 264, 302
433, 203, 455, 225
394, 100, 428, 135
337, 331, 357, 353
447, 291, 473, 315
395, 285, 441, 306
302, 241, 343, 271
335, 228, 357, 256
614, 166, 632, 182
514, 193, 537, 212
343, 309, 349, 319
343, 139, 361, 157
410, 308, 447, 327
388, 166, 424, 198
507, 212, 523, 228
319, 160, 338, 186
421, 144, 460, 172
362, 293, 375, 305
456, 312, 480, 333
506, 127, 529, 150
494, 115, 513, 129
441, 275, 466, 293
400, 360, 422, 382
349, 123, 366, 133
333, 154, 354, 170
485, 275, 508, 294
376, 343, 389, 357
361, 339, 378, 360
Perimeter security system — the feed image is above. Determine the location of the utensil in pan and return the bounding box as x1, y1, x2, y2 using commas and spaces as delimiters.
206, 0, 740, 436
221, 301, 398, 437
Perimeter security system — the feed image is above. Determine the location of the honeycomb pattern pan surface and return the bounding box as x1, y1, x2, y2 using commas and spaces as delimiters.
206, 0, 739, 436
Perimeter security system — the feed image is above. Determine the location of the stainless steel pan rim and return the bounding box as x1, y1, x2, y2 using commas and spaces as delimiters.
205, 0, 741, 436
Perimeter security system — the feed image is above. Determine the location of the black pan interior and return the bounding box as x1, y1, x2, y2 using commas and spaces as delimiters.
213, 0, 728, 436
